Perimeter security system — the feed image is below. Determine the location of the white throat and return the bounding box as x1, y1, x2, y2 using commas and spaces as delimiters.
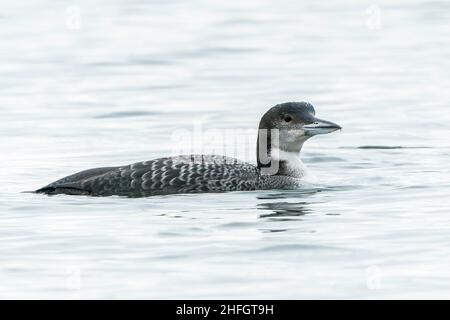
270, 148, 301, 162
270, 148, 306, 178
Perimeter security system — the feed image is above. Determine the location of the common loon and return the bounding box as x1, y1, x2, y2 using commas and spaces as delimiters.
35, 102, 341, 197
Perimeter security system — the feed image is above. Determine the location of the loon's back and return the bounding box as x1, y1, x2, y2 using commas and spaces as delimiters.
36, 155, 295, 197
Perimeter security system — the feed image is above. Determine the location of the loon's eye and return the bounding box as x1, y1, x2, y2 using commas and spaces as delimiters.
284, 116, 292, 122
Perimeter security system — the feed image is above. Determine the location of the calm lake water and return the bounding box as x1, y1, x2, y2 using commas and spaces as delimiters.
1, 0, 450, 299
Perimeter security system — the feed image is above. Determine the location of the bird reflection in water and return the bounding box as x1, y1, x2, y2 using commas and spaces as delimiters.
256, 188, 342, 233
256, 188, 320, 220
256, 201, 314, 233
256, 189, 319, 233
257, 201, 312, 220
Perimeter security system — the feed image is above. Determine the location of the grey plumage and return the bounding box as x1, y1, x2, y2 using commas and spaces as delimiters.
36, 155, 300, 197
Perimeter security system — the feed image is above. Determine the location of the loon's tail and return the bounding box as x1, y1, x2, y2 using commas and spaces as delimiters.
22, 188, 65, 195
33, 186, 90, 196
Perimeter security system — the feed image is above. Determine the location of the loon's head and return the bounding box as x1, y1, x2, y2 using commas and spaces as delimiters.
257, 102, 341, 175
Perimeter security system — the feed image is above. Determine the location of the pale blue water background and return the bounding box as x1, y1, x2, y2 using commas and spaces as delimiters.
1, 0, 450, 299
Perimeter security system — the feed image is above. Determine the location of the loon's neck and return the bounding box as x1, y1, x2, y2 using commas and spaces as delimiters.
257, 132, 305, 178
266, 148, 305, 178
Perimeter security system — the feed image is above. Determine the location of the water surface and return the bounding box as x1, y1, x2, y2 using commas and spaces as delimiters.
1, 0, 450, 298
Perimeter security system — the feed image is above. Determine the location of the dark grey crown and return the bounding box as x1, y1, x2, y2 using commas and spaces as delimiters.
258, 102, 316, 130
